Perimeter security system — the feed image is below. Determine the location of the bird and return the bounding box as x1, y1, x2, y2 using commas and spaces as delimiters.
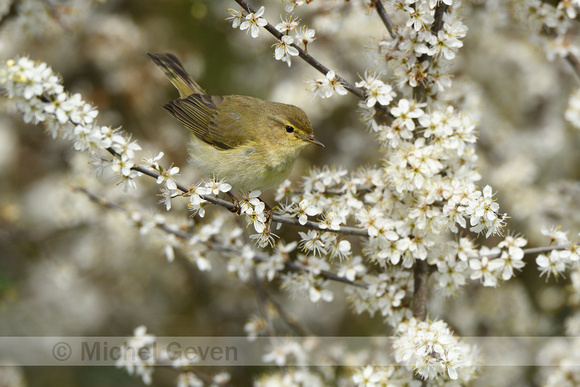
148, 52, 323, 231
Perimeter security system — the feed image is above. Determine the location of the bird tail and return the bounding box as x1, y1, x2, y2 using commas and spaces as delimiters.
147, 52, 206, 97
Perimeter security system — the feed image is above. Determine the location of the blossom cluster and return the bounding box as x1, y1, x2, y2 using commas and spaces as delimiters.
6, 0, 96, 38
227, 5, 316, 67
307, 70, 348, 98
513, 0, 577, 55
356, 72, 396, 108
536, 226, 579, 279
393, 318, 478, 382
352, 365, 420, 387
513, 0, 580, 138
274, 162, 519, 322
226, 6, 267, 38
0, 57, 145, 191
539, 336, 580, 387
371, 0, 466, 94
116, 326, 156, 385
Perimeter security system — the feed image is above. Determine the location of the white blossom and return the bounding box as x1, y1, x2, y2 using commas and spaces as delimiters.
273, 35, 299, 67
307, 70, 347, 98
355, 73, 396, 108
294, 25, 315, 50
239, 6, 267, 38
393, 318, 478, 382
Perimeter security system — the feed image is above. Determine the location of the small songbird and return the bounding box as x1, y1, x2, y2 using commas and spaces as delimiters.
148, 52, 323, 194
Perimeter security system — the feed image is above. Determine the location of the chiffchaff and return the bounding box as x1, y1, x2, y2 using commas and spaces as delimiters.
148, 53, 323, 194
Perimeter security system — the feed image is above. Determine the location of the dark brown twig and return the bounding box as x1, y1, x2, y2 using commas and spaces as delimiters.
413, 2, 450, 102
372, 0, 396, 38
234, 0, 366, 100
431, 2, 449, 34
479, 244, 571, 260
74, 185, 370, 289
411, 260, 433, 320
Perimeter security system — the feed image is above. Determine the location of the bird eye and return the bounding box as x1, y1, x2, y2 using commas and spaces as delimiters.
285, 125, 294, 133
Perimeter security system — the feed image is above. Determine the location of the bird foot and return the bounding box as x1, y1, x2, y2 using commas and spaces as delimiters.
259, 198, 273, 235
227, 192, 241, 214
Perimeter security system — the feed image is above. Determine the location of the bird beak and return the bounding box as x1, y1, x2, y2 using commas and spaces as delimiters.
304, 136, 325, 147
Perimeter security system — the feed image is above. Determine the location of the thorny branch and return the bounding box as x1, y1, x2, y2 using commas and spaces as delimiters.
74, 186, 369, 289
372, 0, 396, 38
75, 185, 573, 292
106, 146, 370, 237
234, 0, 367, 100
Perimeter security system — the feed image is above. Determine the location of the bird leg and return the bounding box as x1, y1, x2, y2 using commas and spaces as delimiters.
259, 198, 273, 235
226, 192, 241, 214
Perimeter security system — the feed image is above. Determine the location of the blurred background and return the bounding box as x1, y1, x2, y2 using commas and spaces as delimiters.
0, 0, 579, 385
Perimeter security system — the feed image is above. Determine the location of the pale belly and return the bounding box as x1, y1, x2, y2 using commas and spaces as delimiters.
188, 138, 301, 191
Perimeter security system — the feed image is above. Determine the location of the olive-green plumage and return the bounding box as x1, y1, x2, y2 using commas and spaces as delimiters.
148, 52, 323, 191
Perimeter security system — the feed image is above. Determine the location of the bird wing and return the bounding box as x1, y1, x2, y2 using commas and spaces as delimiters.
163, 94, 251, 150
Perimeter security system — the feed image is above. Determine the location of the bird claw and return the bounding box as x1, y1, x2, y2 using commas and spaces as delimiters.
262, 199, 273, 235
227, 192, 241, 214
248, 196, 274, 235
